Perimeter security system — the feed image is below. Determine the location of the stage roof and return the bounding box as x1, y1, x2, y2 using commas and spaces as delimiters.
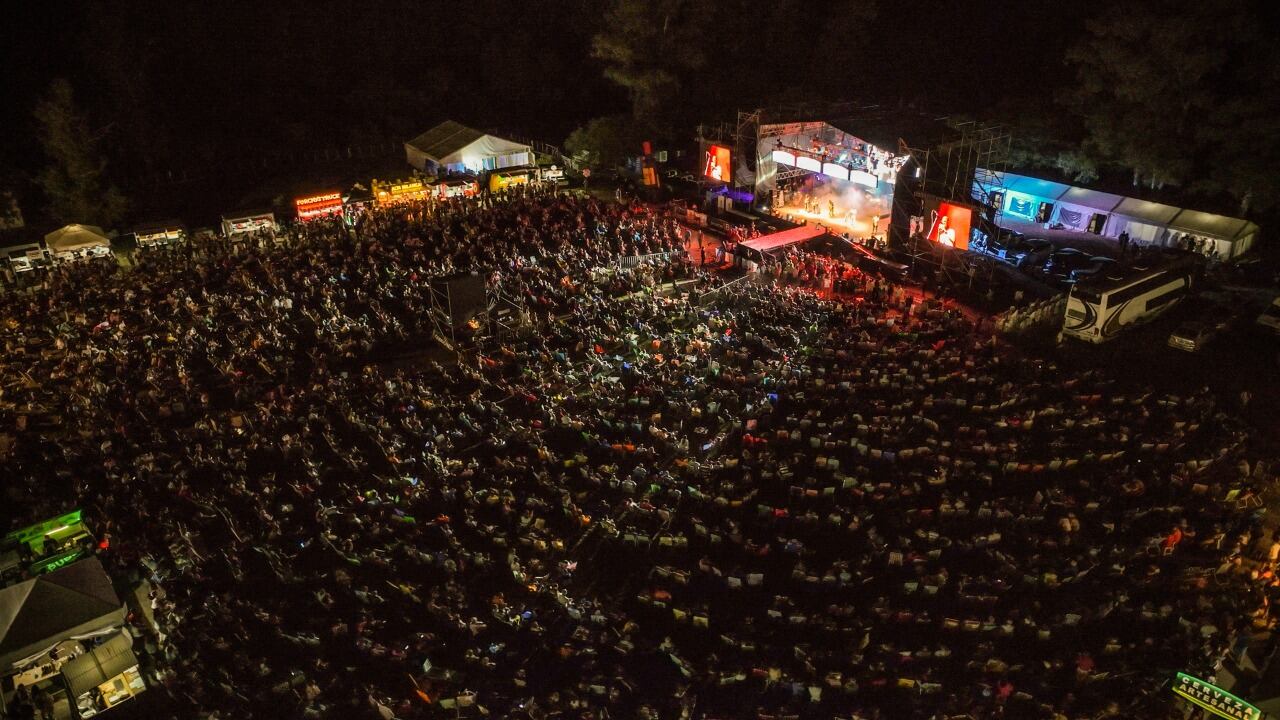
740, 225, 826, 254
1058, 186, 1125, 212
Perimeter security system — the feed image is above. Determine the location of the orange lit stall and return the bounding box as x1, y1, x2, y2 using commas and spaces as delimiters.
294, 191, 343, 221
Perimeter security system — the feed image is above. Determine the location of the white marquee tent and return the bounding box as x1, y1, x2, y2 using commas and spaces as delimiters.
405, 121, 533, 175
984, 172, 1260, 259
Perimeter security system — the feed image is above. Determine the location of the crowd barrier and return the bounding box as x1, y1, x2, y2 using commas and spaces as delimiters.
616, 250, 685, 270
994, 295, 1067, 336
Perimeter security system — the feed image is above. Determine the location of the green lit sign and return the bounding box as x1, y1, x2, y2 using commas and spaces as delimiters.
31, 548, 85, 575
1173, 672, 1260, 720
5, 509, 83, 545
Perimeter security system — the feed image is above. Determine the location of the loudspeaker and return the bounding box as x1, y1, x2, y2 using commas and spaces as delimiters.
431, 273, 487, 326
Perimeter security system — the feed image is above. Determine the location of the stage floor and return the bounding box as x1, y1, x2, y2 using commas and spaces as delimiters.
772, 205, 882, 239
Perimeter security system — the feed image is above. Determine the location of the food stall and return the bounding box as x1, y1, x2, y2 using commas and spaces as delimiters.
3, 243, 50, 274
372, 178, 433, 205
220, 209, 277, 238
343, 184, 375, 225
294, 191, 343, 221
1, 509, 96, 586
436, 178, 479, 199
62, 631, 147, 717
132, 220, 186, 248
488, 165, 565, 193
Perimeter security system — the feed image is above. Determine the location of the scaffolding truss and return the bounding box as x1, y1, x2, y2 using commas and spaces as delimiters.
426, 277, 528, 361
898, 119, 1012, 288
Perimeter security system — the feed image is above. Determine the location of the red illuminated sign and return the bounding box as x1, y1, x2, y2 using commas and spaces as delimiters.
295, 192, 343, 219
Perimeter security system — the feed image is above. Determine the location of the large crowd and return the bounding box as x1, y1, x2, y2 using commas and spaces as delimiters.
1, 184, 1276, 720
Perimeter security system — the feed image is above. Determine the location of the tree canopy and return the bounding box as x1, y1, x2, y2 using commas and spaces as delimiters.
33, 80, 127, 227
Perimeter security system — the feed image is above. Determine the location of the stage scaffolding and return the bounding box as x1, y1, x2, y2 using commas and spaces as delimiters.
899, 119, 1012, 289
427, 277, 527, 361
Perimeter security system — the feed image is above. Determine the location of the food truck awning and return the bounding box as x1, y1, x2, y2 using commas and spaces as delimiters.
62, 630, 137, 698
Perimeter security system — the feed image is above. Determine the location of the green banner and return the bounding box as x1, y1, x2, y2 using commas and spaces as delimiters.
1173, 672, 1260, 720
30, 548, 86, 576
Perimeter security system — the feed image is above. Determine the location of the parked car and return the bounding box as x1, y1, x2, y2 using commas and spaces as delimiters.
1008, 238, 1053, 267
1069, 256, 1118, 282
1167, 321, 1222, 352
1042, 248, 1093, 278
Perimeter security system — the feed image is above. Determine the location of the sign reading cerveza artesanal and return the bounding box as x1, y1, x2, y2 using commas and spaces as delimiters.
1173, 672, 1260, 720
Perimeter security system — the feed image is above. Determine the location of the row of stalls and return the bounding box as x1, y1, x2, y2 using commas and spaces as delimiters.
4, 163, 561, 277
986, 171, 1260, 260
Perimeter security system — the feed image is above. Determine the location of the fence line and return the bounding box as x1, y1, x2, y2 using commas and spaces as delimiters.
616, 250, 685, 270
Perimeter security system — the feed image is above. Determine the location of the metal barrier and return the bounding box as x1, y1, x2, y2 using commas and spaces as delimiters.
616, 250, 684, 270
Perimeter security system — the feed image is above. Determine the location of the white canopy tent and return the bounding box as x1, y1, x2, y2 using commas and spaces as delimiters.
405, 121, 534, 175
43, 224, 111, 255
1104, 198, 1182, 245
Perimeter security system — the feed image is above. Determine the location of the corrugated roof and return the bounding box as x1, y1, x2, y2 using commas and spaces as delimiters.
405, 121, 486, 162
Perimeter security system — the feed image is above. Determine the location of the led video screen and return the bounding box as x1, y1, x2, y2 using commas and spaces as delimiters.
704, 145, 731, 182
927, 201, 972, 250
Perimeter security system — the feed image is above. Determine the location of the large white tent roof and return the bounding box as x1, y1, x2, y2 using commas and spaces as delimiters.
1058, 186, 1125, 212
1166, 209, 1258, 241
1111, 198, 1182, 225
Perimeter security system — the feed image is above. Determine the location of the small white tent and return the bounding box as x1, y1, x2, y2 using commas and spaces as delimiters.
44, 224, 111, 255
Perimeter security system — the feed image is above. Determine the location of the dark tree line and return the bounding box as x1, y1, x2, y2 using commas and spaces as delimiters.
3, 0, 1276, 226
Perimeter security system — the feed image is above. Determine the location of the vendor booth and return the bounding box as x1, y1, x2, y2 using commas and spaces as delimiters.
0, 558, 131, 717
342, 185, 375, 226
132, 221, 185, 249
1, 509, 95, 587
488, 165, 566, 192
437, 178, 479, 199
61, 631, 145, 717
2, 243, 49, 274
404, 121, 533, 175
221, 210, 277, 238
44, 225, 112, 262
293, 191, 343, 221
372, 178, 433, 205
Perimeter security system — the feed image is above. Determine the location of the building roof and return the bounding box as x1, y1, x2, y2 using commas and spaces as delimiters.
405, 121, 487, 162
0, 557, 124, 668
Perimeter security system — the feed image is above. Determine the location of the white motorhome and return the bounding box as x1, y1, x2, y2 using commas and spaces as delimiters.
1063, 256, 1201, 343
